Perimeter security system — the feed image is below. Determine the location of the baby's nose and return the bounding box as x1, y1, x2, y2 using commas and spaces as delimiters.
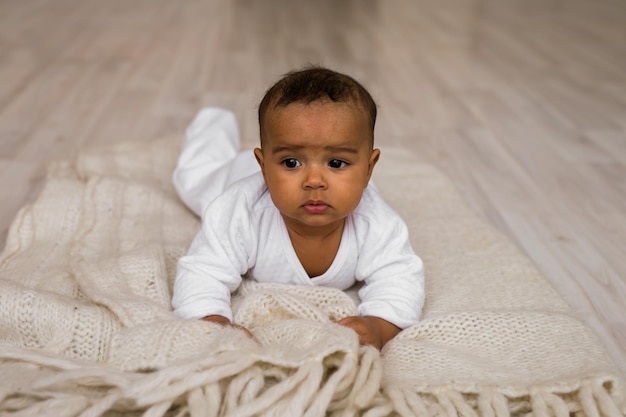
303, 166, 327, 189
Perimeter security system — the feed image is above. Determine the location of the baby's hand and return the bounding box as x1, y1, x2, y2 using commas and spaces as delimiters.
201, 315, 253, 338
337, 315, 401, 350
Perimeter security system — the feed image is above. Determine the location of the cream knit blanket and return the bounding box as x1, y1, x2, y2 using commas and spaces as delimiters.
0, 137, 624, 417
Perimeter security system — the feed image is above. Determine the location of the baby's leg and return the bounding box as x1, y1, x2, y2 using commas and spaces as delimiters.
172, 108, 259, 216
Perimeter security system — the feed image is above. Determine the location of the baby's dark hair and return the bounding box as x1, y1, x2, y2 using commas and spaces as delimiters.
258, 66, 377, 146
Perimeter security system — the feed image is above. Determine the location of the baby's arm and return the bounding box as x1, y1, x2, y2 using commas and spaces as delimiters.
348, 188, 426, 349
172, 196, 253, 329
338, 315, 400, 349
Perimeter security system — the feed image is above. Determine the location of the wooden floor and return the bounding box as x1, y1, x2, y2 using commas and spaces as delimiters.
1, 0, 624, 375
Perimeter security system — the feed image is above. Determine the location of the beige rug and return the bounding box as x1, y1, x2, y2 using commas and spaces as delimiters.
0, 136, 623, 417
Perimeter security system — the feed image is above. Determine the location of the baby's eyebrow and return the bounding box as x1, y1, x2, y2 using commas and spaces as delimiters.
271, 145, 305, 153
271, 144, 359, 154
325, 146, 358, 154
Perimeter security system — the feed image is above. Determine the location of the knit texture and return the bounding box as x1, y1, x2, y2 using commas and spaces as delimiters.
0, 137, 623, 417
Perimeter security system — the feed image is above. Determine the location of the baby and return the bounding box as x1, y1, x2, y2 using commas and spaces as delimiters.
172, 67, 424, 349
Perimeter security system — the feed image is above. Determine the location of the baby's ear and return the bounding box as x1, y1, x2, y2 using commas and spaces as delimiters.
367, 148, 381, 178
253, 148, 265, 174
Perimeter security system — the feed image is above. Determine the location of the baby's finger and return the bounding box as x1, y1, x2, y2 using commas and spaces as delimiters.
232, 323, 253, 338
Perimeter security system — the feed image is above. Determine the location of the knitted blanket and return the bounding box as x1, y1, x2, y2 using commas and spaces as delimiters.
0, 137, 623, 417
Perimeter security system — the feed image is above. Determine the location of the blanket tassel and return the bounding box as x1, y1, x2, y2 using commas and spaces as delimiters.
477, 388, 510, 417
385, 387, 430, 417
305, 353, 358, 416
187, 382, 222, 417
224, 359, 324, 417
436, 388, 481, 417
578, 380, 624, 417
530, 388, 569, 417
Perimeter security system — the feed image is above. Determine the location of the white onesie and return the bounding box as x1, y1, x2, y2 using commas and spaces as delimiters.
171, 108, 425, 329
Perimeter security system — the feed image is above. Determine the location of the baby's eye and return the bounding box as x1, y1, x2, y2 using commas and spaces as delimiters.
328, 159, 348, 169
282, 158, 301, 168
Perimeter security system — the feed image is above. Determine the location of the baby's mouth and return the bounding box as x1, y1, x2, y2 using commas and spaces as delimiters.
303, 200, 329, 214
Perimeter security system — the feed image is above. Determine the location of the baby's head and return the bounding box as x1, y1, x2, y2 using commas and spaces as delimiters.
258, 66, 378, 149
254, 67, 380, 233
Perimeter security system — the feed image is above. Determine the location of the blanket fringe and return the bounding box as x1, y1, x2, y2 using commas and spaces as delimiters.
530, 387, 569, 417
589, 380, 624, 417
1, 345, 624, 417
477, 388, 510, 417
376, 380, 624, 417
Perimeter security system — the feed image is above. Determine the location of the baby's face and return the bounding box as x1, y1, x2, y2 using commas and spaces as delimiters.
254, 101, 379, 235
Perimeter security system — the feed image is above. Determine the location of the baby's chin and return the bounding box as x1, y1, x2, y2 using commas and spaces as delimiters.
280, 213, 346, 230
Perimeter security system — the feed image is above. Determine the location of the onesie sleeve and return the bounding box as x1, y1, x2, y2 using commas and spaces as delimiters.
171, 188, 254, 322
354, 189, 425, 329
